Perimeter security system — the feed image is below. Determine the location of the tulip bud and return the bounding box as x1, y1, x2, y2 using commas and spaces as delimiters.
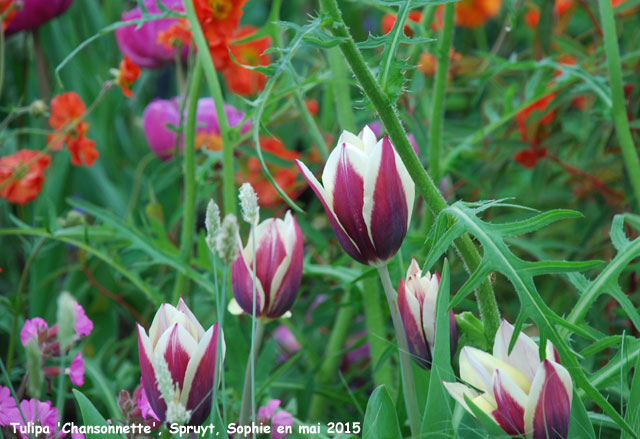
297, 125, 415, 266
137, 298, 225, 425
231, 211, 303, 319
443, 320, 572, 438
397, 258, 457, 369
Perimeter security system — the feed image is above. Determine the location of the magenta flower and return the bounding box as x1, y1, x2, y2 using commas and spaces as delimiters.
273, 325, 301, 363
5, 0, 73, 34
297, 126, 415, 266
397, 258, 457, 369
74, 302, 93, 338
114, 0, 189, 69
137, 298, 225, 425
20, 317, 48, 346
257, 399, 294, 439
0, 386, 20, 426
135, 379, 159, 421
142, 98, 250, 160
16, 399, 58, 439
68, 352, 85, 386
444, 320, 572, 438
231, 211, 304, 319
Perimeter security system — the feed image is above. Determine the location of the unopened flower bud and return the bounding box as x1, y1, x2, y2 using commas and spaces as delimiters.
205, 199, 221, 252
239, 183, 260, 226
216, 214, 239, 264
29, 100, 48, 118
57, 292, 76, 350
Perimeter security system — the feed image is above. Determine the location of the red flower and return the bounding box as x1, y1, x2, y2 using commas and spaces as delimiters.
114, 56, 141, 98
223, 26, 271, 96
305, 99, 319, 116
0, 149, 51, 205
381, 11, 422, 35
455, 0, 502, 28
48, 92, 98, 166
156, 18, 192, 49
49, 92, 85, 131
0, 0, 17, 30
67, 132, 98, 167
194, 0, 247, 69
514, 147, 547, 168
516, 92, 557, 144
525, 8, 539, 28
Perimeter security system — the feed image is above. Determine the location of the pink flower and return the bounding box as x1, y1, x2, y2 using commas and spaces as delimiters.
17, 399, 58, 439
273, 325, 301, 363
5, 0, 73, 35
0, 386, 20, 426
74, 302, 93, 338
114, 0, 189, 69
69, 353, 85, 386
257, 399, 293, 439
20, 317, 48, 346
135, 378, 159, 421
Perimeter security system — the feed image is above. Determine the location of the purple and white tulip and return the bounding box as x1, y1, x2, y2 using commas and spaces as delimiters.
137, 298, 225, 426
443, 320, 572, 439
296, 126, 415, 266
397, 258, 457, 369
231, 211, 303, 319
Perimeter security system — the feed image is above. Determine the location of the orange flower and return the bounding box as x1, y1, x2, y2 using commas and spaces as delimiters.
67, 134, 99, 167
49, 92, 85, 131
455, 0, 502, 28
0, 149, 51, 205
524, 8, 539, 29
157, 18, 192, 49
236, 137, 302, 208
194, 0, 246, 68
381, 11, 423, 35
305, 99, 319, 116
0, 0, 16, 30
114, 56, 141, 98
555, 0, 573, 17
223, 26, 271, 96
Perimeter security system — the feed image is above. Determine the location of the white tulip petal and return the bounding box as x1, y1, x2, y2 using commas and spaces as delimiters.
493, 319, 541, 382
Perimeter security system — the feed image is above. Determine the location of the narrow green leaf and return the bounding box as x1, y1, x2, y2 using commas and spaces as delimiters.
363, 386, 403, 439
73, 390, 123, 439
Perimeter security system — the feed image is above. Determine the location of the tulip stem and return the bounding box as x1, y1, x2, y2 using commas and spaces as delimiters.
239, 318, 266, 434
429, 2, 454, 184
598, 0, 640, 211
317, 0, 501, 341
184, 0, 236, 216
308, 291, 355, 420
376, 265, 420, 438
171, 57, 203, 303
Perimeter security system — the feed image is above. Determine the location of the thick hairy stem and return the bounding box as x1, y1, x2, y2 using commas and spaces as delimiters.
318, 0, 500, 340
377, 265, 420, 438
172, 58, 203, 302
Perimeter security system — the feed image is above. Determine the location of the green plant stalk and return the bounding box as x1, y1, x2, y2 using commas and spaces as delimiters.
293, 88, 329, 159
239, 318, 266, 431
184, 0, 235, 215
360, 275, 395, 394
429, 2, 454, 184
172, 58, 203, 303
308, 291, 355, 420
318, 0, 501, 340
376, 265, 420, 438
598, 0, 640, 211
327, 47, 356, 133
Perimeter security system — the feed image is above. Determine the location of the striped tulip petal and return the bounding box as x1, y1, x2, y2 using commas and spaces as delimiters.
493, 319, 540, 382
492, 369, 527, 436
397, 278, 432, 369
460, 347, 531, 395
442, 382, 496, 415
524, 360, 572, 439
154, 323, 198, 390
137, 324, 167, 422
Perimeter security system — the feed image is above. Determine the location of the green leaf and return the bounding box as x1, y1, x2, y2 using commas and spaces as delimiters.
363, 385, 403, 439
568, 391, 596, 439
73, 389, 123, 439
623, 353, 640, 439
463, 394, 511, 438
421, 260, 455, 436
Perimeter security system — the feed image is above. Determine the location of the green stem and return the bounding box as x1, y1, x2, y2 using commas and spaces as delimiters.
184, 0, 235, 215
239, 319, 266, 431
293, 88, 328, 159
327, 47, 356, 133
318, 0, 501, 341
309, 291, 355, 420
598, 0, 640, 211
376, 265, 420, 438
172, 58, 203, 303
360, 275, 395, 395
429, 2, 455, 184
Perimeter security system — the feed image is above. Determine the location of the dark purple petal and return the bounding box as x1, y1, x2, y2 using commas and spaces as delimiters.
368, 137, 409, 262
231, 251, 264, 316
6, 0, 73, 34
492, 370, 526, 436
532, 361, 571, 439
137, 325, 166, 422
254, 220, 287, 313
397, 279, 431, 369
184, 325, 221, 426
267, 216, 304, 318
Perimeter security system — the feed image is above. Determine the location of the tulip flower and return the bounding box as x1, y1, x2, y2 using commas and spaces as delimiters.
231, 211, 303, 319
5, 0, 73, 34
115, 0, 189, 69
297, 125, 415, 266
443, 320, 572, 439
397, 258, 457, 369
137, 298, 225, 425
